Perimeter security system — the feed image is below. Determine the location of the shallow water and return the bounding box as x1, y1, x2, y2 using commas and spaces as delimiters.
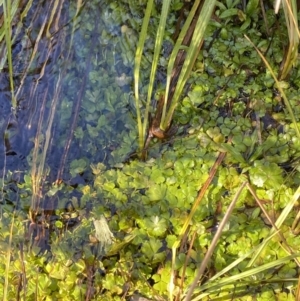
0, 0, 136, 183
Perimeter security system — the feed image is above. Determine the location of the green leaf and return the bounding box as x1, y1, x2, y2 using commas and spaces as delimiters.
144, 216, 168, 237
150, 168, 165, 184
153, 266, 172, 293
219, 8, 238, 19
47, 183, 63, 197
55, 220, 64, 229
70, 158, 87, 177
97, 115, 107, 128
166, 235, 177, 248
246, 0, 259, 15
240, 17, 251, 31
220, 143, 246, 164
146, 184, 167, 201
141, 237, 162, 259
87, 124, 98, 138
249, 161, 283, 189
46, 262, 68, 280
107, 234, 136, 256
188, 85, 206, 106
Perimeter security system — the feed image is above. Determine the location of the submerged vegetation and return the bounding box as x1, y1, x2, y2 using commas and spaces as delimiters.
1, 0, 300, 300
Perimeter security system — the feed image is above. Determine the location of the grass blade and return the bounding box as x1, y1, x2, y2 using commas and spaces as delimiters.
161, 0, 201, 128
248, 184, 300, 266
134, 0, 154, 151
244, 35, 300, 141
162, 0, 217, 130
184, 181, 247, 301
279, 0, 299, 79
191, 254, 299, 300
143, 0, 172, 139
2, 0, 16, 109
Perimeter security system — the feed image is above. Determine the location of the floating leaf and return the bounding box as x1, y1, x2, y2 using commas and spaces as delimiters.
249, 161, 284, 189
141, 237, 163, 259
144, 216, 168, 237
150, 168, 165, 184
146, 184, 167, 201
46, 262, 68, 280
70, 158, 87, 177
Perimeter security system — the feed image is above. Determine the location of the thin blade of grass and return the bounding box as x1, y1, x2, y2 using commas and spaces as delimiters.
244, 34, 300, 139
2, 0, 16, 109
45, 0, 60, 38
15, 1, 53, 100
279, 0, 299, 79
162, 0, 217, 130
0, 0, 19, 68
207, 229, 280, 283
9, 0, 34, 47
191, 253, 300, 300
184, 181, 248, 301
282, 0, 300, 40
170, 145, 230, 301
134, 0, 154, 151
188, 229, 280, 299
4, 211, 15, 301
274, 0, 282, 14
296, 274, 300, 301
161, 0, 201, 126
247, 183, 300, 267
143, 0, 172, 137
31, 73, 62, 211
248, 184, 300, 267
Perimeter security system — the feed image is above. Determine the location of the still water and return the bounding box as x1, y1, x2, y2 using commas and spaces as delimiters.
0, 0, 137, 183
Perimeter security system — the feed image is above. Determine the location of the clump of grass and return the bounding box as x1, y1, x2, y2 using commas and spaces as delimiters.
277, 0, 299, 79
134, 0, 216, 154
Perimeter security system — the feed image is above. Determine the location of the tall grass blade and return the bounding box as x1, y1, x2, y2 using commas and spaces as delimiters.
247, 183, 300, 267
31, 74, 62, 211
2, 0, 16, 109
161, 0, 201, 128
0, 0, 19, 53
279, 0, 299, 79
46, 0, 60, 38
170, 149, 228, 301
191, 254, 299, 300
184, 181, 247, 301
3, 212, 15, 301
143, 0, 172, 144
247, 184, 300, 266
161, 0, 217, 130
188, 230, 281, 299
134, 0, 154, 151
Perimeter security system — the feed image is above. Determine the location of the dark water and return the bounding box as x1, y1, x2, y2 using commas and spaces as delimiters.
0, 0, 136, 184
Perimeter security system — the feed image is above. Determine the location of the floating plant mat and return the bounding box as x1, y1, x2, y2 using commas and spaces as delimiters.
0, 0, 142, 295
1, 1, 300, 300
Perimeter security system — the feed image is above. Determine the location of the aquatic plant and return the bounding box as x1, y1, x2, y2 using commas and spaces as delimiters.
134, 0, 216, 154
1, 0, 16, 109
277, 0, 299, 80
1, 0, 300, 300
